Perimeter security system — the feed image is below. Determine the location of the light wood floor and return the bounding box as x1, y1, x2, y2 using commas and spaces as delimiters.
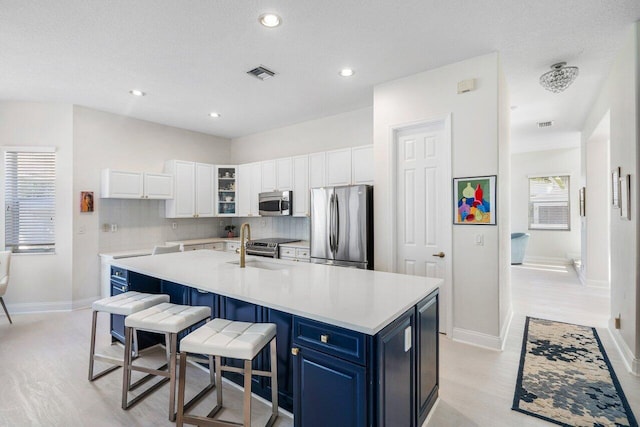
427, 263, 640, 426
0, 264, 638, 426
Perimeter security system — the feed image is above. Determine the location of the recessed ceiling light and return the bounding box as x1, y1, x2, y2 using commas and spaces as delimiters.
129, 89, 145, 97
339, 68, 355, 77
209, 112, 221, 118
259, 13, 281, 28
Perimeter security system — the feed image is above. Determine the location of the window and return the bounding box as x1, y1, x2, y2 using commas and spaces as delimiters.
4, 149, 56, 253
528, 175, 570, 231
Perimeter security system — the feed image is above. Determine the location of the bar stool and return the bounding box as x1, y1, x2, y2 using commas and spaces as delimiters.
89, 291, 170, 381
122, 302, 211, 421
176, 318, 278, 427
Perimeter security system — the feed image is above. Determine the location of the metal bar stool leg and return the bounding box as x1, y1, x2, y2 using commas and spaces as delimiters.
121, 326, 133, 409
176, 351, 188, 427
269, 337, 279, 425
169, 333, 178, 421
1, 297, 12, 324
243, 359, 252, 427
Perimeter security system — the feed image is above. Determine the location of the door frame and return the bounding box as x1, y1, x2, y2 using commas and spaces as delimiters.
388, 114, 453, 336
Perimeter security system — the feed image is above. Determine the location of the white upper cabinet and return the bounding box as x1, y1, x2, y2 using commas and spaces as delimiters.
238, 162, 262, 217
276, 157, 293, 191
351, 145, 374, 185
292, 155, 309, 217
214, 165, 237, 216
326, 148, 352, 186
309, 152, 326, 188
261, 160, 277, 192
143, 172, 174, 199
101, 169, 173, 199
164, 160, 215, 218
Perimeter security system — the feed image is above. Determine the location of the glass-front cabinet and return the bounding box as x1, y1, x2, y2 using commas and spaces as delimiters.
215, 165, 237, 216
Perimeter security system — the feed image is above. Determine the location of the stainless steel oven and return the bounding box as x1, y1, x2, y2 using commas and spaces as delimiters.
245, 238, 300, 258
258, 191, 292, 216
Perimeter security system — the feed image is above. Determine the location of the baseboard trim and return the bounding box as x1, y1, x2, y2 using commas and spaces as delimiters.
523, 255, 571, 266
499, 308, 514, 351
6, 296, 100, 314
608, 325, 640, 376
452, 327, 503, 351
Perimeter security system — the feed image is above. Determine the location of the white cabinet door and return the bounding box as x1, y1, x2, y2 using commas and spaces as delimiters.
195, 163, 215, 217
165, 160, 195, 218
309, 152, 326, 188
292, 155, 309, 217
237, 163, 251, 217
250, 162, 262, 216
326, 148, 352, 186
351, 145, 374, 185
261, 160, 277, 192
276, 157, 293, 191
144, 172, 173, 199
101, 169, 144, 199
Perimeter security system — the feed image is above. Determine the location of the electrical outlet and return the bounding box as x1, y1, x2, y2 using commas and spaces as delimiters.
172, 222, 177, 230
111, 224, 118, 232
219, 220, 225, 226
102, 223, 110, 232
614, 315, 621, 329
78, 225, 86, 234
475, 234, 484, 246
260, 219, 266, 227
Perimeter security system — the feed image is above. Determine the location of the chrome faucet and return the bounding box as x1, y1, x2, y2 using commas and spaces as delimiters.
239, 222, 251, 268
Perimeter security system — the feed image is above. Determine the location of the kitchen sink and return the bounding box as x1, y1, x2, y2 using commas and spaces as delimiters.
227, 260, 292, 271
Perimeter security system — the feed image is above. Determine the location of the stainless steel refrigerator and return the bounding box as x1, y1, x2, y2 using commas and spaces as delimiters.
310, 184, 373, 269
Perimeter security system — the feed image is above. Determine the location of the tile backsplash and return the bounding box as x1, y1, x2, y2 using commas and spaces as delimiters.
99, 199, 310, 253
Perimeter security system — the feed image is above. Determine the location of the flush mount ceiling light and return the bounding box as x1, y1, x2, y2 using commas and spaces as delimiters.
209, 112, 221, 118
259, 13, 281, 28
539, 62, 579, 93
339, 68, 355, 77
129, 89, 146, 97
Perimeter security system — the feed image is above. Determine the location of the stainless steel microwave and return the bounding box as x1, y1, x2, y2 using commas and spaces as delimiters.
259, 191, 293, 216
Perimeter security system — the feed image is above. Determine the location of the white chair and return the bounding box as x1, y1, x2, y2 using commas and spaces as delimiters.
152, 244, 182, 255
0, 251, 12, 324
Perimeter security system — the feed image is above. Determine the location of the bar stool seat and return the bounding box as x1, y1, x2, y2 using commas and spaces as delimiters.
176, 319, 278, 427
122, 303, 211, 421
88, 291, 170, 382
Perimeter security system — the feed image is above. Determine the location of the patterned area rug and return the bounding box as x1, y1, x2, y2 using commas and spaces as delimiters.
513, 317, 638, 427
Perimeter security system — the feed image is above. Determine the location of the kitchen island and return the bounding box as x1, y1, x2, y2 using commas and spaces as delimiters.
111, 250, 441, 426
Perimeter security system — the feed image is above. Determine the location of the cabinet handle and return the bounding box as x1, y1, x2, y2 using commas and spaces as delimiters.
320, 334, 329, 344
291, 347, 299, 356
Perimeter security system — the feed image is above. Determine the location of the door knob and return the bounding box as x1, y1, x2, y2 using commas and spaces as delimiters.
432, 252, 445, 258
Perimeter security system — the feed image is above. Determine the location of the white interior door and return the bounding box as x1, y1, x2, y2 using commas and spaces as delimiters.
396, 121, 451, 334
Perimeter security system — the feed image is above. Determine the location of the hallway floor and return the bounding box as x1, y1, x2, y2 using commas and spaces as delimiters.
427, 263, 638, 426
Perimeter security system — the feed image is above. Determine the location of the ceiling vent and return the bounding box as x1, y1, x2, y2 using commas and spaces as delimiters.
537, 121, 554, 128
247, 65, 277, 81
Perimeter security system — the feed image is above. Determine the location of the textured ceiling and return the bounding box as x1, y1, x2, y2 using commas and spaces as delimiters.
1, 1, 639, 151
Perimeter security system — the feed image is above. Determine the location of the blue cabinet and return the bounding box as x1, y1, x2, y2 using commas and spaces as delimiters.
161, 280, 190, 304
265, 308, 294, 412
416, 292, 439, 426
376, 308, 415, 426
293, 345, 367, 427
190, 288, 221, 318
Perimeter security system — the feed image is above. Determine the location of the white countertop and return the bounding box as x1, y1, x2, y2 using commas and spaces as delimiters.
166, 237, 240, 245
99, 248, 153, 259
279, 240, 310, 249
112, 250, 440, 335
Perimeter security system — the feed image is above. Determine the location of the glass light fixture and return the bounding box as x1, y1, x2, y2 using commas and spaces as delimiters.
209, 112, 221, 118
259, 13, 281, 28
129, 89, 146, 96
539, 62, 579, 93
339, 68, 355, 77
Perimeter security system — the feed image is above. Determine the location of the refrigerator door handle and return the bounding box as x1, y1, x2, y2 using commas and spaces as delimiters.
334, 195, 340, 253
328, 193, 335, 253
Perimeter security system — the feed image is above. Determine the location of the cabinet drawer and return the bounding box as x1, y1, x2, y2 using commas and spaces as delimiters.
293, 317, 367, 365
226, 242, 240, 252
183, 244, 204, 251
111, 266, 128, 286
280, 247, 296, 258
203, 242, 224, 250
295, 248, 310, 259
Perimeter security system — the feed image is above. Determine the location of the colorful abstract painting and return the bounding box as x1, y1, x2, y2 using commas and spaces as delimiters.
453, 175, 496, 225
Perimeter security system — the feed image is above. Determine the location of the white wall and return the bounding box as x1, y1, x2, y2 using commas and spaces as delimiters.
373, 53, 510, 347
230, 107, 373, 163
72, 106, 231, 305
581, 23, 639, 373
510, 148, 581, 264
0, 102, 74, 312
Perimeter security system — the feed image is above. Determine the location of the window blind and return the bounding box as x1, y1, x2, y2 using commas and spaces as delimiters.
528, 175, 570, 230
4, 150, 56, 253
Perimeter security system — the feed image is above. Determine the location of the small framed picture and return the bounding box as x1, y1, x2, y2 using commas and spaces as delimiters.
620, 174, 631, 220
453, 175, 497, 225
579, 187, 586, 217
612, 167, 621, 208
80, 191, 94, 212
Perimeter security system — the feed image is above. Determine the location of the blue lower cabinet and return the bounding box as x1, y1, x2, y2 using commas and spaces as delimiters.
265, 308, 294, 412
376, 309, 416, 427
161, 280, 190, 305
190, 288, 220, 318
416, 292, 439, 426
293, 345, 366, 427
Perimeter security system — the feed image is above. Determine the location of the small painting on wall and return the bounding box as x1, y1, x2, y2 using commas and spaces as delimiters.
80, 191, 94, 213
453, 175, 496, 225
